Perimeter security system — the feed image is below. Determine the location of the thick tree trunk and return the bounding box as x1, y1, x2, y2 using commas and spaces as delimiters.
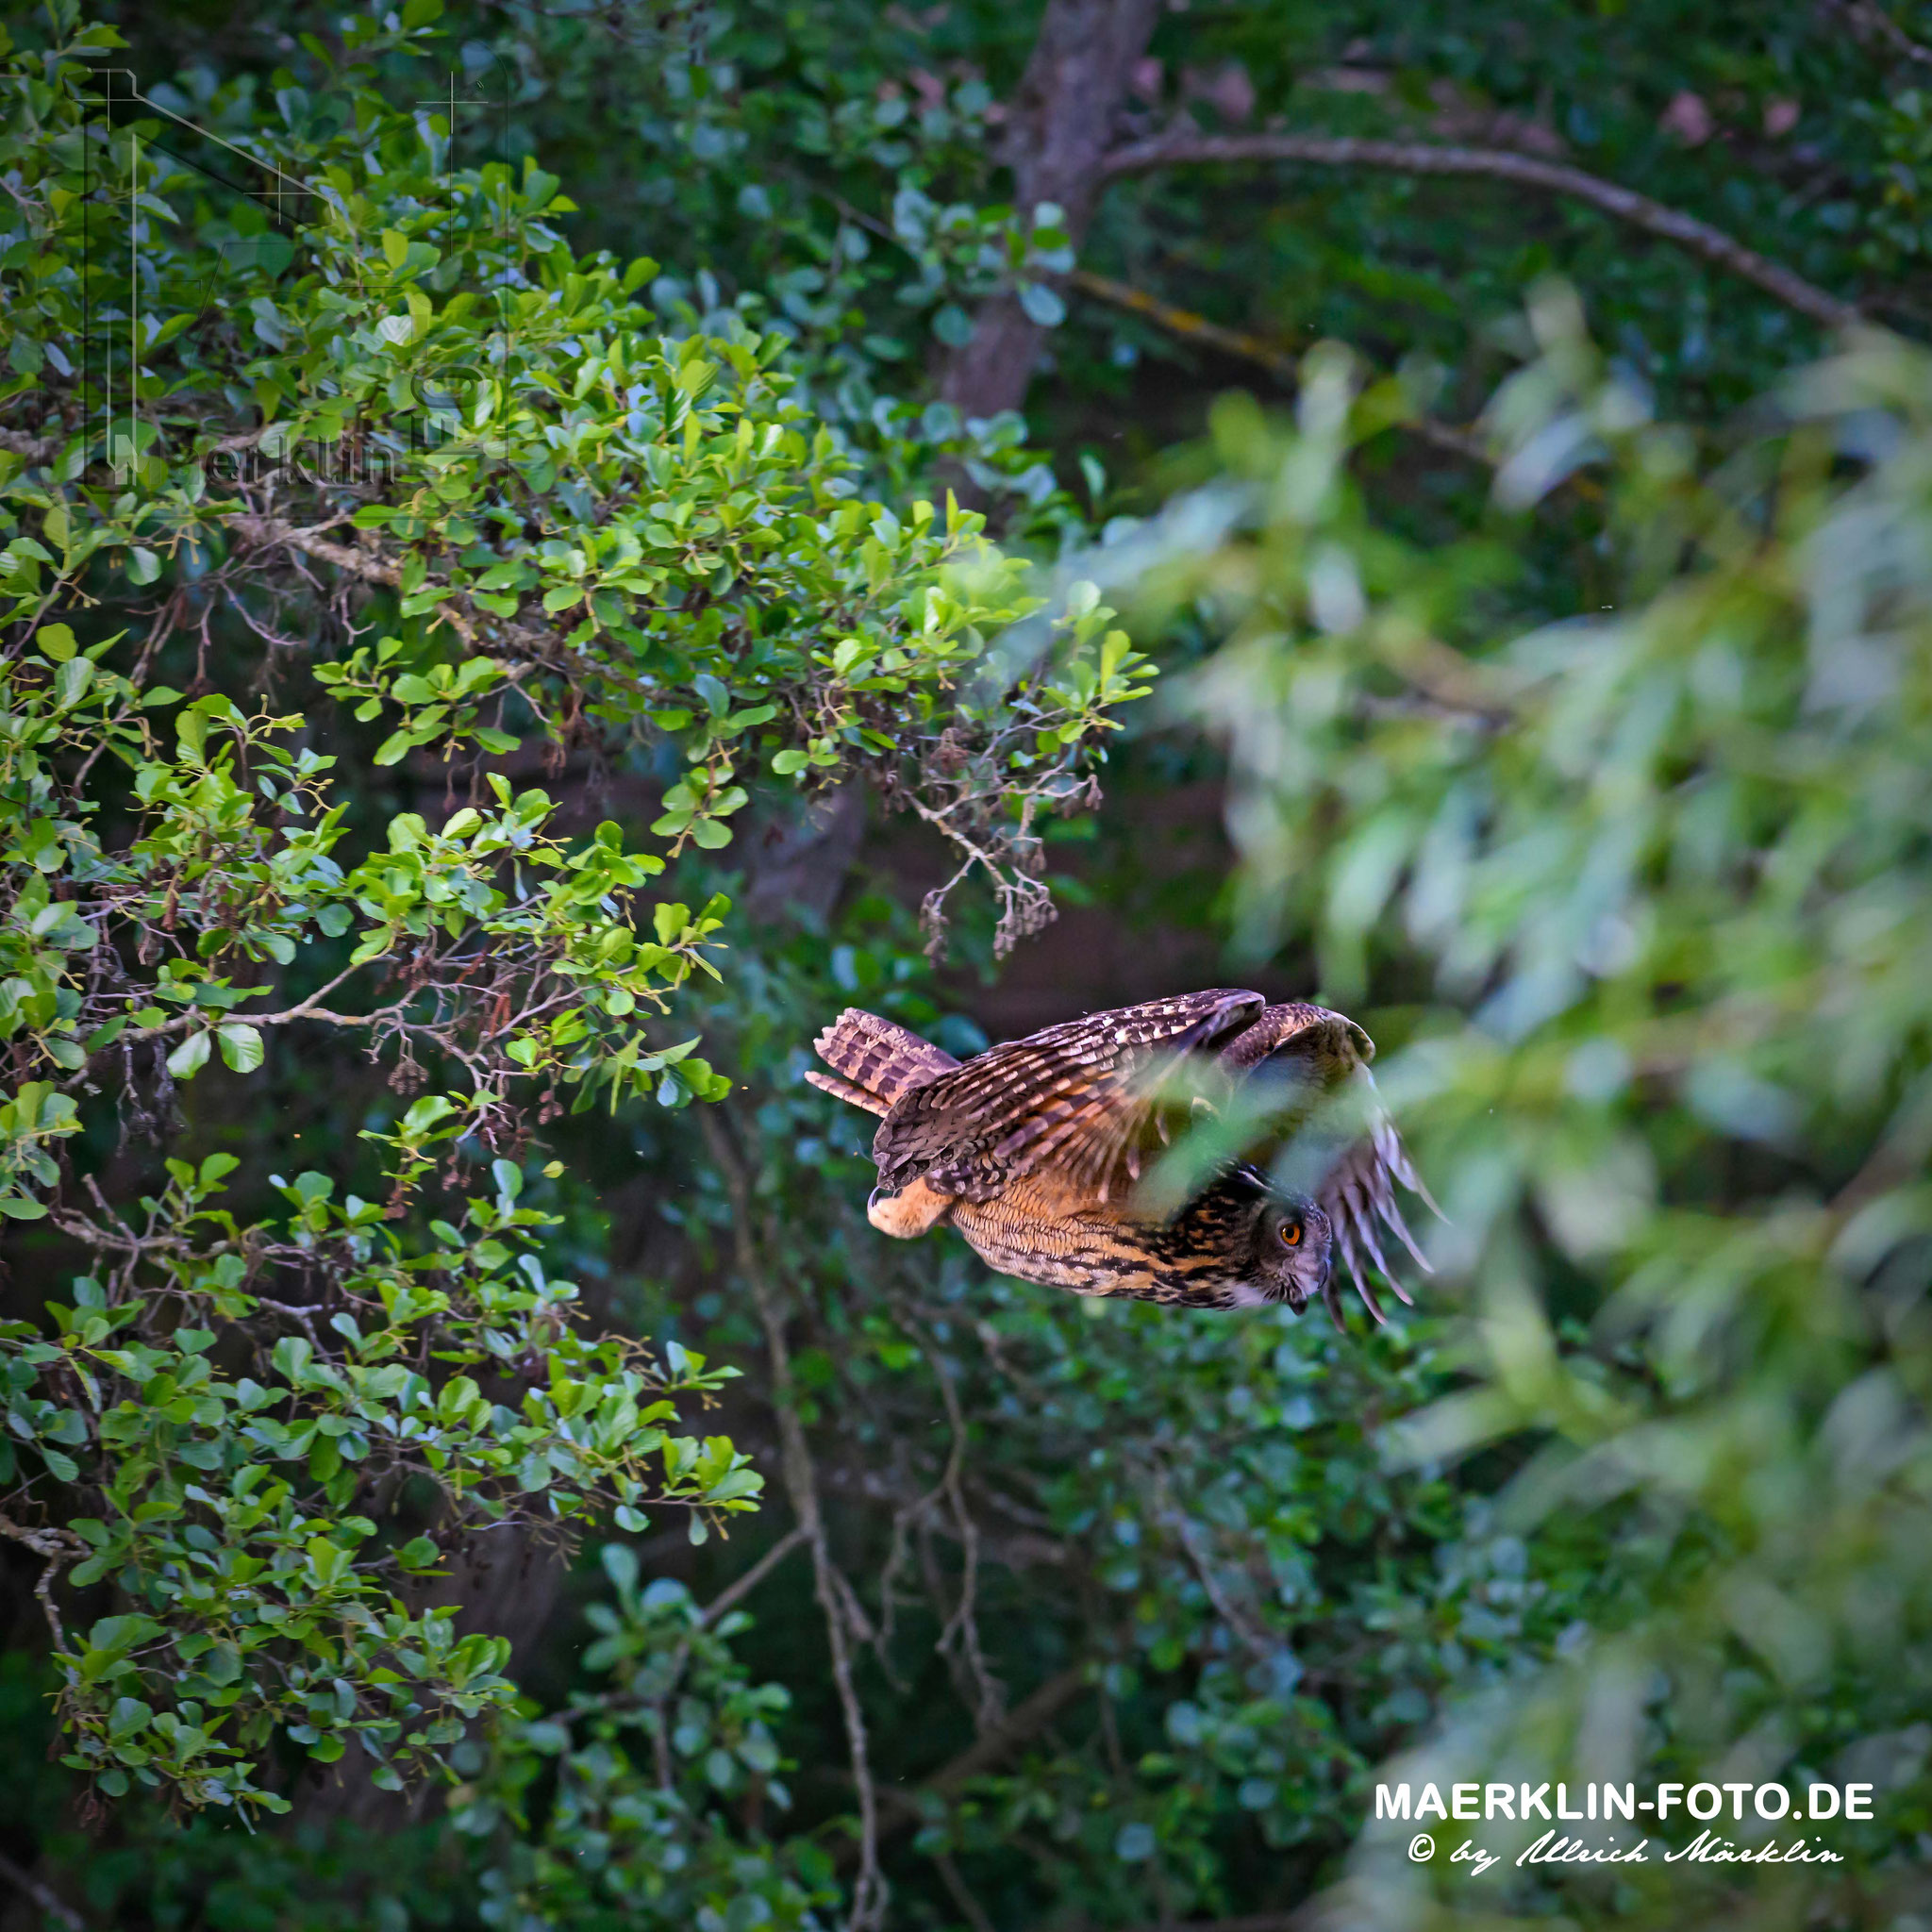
940, 0, 1163, 420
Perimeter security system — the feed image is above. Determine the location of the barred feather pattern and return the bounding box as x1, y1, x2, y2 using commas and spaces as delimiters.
806, 1008, 959, 1113
873, 990, 1264, 1203
802, 1067, 893, 1118
807, 988, 1441, 1326
951, 1166, 1306, 1309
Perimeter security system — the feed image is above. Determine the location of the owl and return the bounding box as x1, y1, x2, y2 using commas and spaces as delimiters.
805, 989, 1436, 1324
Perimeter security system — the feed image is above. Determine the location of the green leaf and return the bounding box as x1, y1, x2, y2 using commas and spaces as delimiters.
166, 1031, 210, 1080
933, 303, 974, 346
401, 1094, 458, 1135
1019, 282, 1066, 327
87, 1615, 162, 1657
216, 1024, 265, 1073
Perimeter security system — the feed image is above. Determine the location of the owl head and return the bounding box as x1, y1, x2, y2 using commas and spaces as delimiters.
1251, 1194, 1334, 1312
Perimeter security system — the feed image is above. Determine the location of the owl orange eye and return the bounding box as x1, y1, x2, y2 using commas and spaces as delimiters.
1279, 1222, 1302, 1247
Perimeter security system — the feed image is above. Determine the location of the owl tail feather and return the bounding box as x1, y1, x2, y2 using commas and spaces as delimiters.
808, 1008, 960, 1115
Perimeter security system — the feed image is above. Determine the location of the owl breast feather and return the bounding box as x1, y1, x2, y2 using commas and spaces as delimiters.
948, 1174, 1262, 1309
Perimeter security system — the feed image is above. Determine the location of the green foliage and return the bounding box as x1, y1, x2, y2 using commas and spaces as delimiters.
457, 1542, 838, 1930
0, 0, 1154, 1833
1, 1, 1146, 947
590, 901, 1555, 1929
2, 1138, 758, 1816
0, 643, 736, 1110
5, 0, 1931, 1927
425, 0, 1925, 440
1150, 302, 1932, 1916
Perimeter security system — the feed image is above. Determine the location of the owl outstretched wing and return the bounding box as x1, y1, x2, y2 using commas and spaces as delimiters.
872, 989, 1267, 1205
1311, 1113, 1438, 1327
1216, 1003, 1441, 1328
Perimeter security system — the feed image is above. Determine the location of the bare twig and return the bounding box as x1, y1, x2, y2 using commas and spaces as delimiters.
697, 1523, 811, 1632
921, 1333, 1004, 1729
885, 1662, 1089, 1818
1163, 1505, 1274, 1665
1102, 131, 1861, 330
0, 1849, 87, 1932
567, 1524, 808, 1787
701, 1106, 888, 1932
224, 514, 487, 649
0, 1513, 86, 1657
1826, 0, 1932, 68
111, 961, 378, 1049
931, 1850, 998, 1932
830, 1660, 1090, 1871
0, 427, 58, 463
225, 513, 394, 585
1068, 268, 1486, 463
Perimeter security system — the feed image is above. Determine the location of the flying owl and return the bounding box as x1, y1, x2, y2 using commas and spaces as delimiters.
805, 989, 1436, 1325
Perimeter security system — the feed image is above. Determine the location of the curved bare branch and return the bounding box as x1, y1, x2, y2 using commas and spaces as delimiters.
1102, 131, 1861, 330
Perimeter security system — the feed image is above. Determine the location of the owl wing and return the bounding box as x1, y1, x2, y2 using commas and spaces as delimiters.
872, 989, 1268, 1205
1217, 1003, 1440, 1328
1312, 1112, 1439, 1328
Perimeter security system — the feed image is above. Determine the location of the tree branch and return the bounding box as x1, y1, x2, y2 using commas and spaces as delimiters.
879, 1661, 1088, 1828
920, 1328, 1003, 1729
0, 1513, 85, 1657
0, 1849, 87, 1932
832, 1658, 1088, 1872
225, 512, 451, 621
1826, 0, 1932, 69
699, 1523, 811, 1631
1, 422, 276, 467
701, 1106, 888, 1932
940, 0, 1165, 420
563, 1523, 808, 1780
225, 513, 397, 581
931, 1850, 998, 1932
1068, 268, 1487, 463
1101, 132, 1860, 330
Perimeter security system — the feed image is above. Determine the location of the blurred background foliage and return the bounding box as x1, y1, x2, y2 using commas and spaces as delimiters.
2, 0, 1931, 1929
